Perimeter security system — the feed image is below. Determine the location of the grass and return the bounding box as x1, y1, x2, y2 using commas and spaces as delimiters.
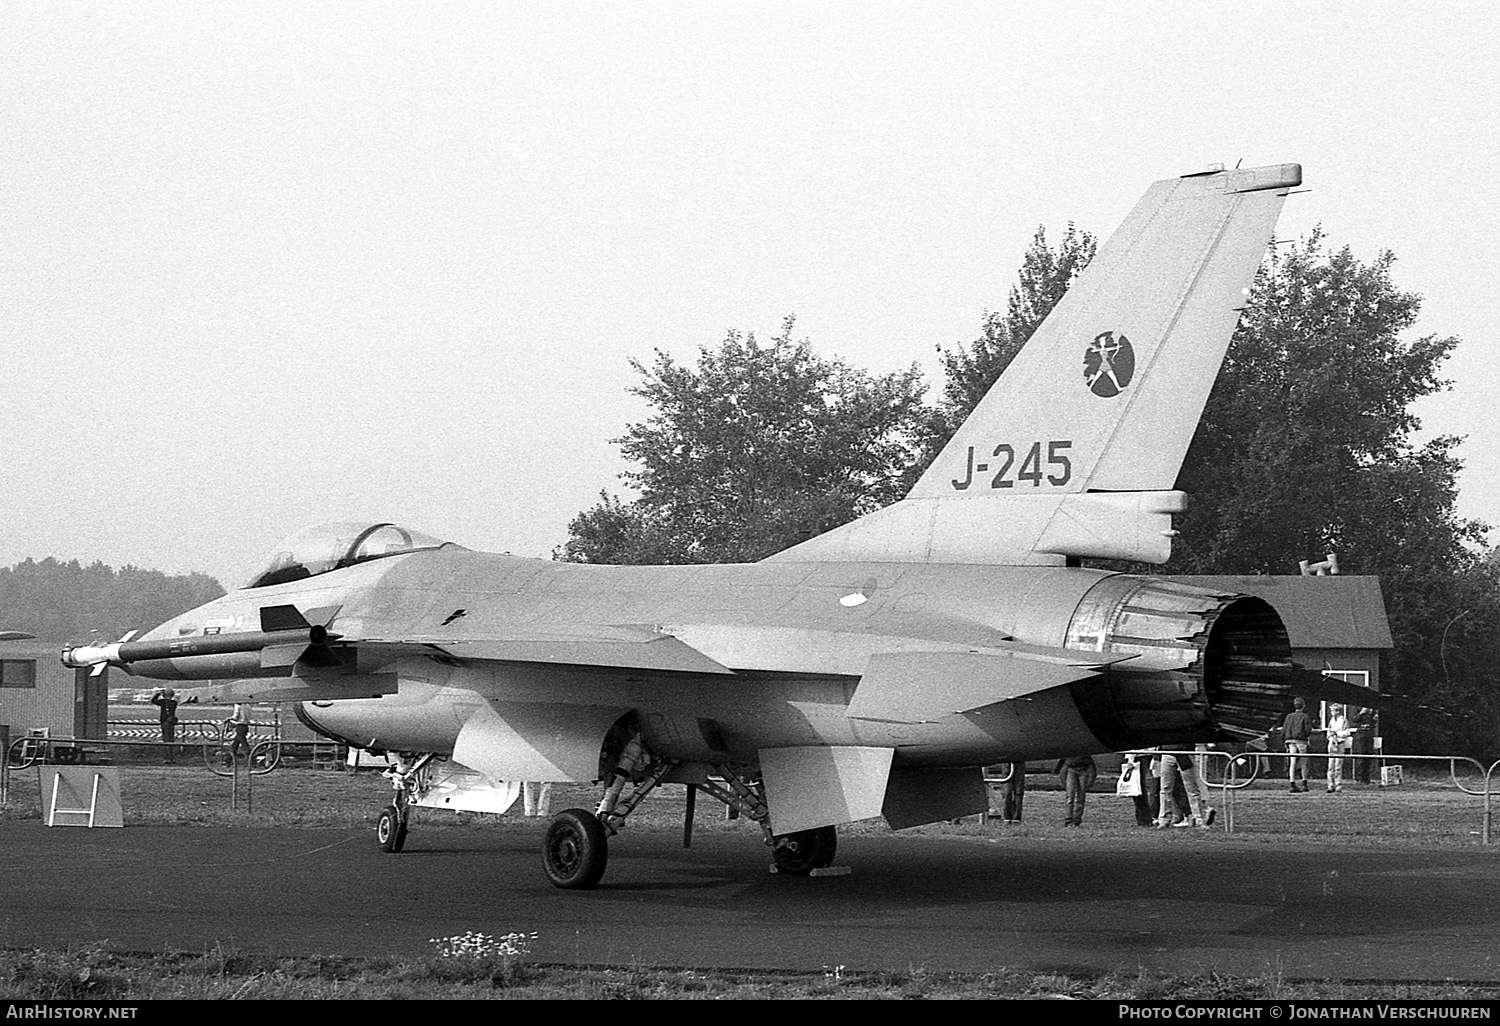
4, 759, 1495, 842
5, 942, 1500, 1000
4, 760, 1499, 999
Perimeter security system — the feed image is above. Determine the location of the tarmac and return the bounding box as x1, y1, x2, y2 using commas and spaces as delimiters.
3, 820, 1500, 981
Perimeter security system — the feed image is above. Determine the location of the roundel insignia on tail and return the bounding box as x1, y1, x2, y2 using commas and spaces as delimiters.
1083, 331, 1135, 398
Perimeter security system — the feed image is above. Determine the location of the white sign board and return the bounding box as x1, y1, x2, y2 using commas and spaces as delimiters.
42, 766, 124, 828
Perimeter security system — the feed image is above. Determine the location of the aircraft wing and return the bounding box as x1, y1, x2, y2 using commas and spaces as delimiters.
175, 670, 399, 705
355, 624, 734, 675
170, 623, 732, 704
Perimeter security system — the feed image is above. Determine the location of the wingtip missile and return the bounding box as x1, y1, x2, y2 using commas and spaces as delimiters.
61, 624, 341, 673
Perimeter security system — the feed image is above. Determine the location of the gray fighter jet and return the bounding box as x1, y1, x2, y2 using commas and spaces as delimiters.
65, 163, 1308, 888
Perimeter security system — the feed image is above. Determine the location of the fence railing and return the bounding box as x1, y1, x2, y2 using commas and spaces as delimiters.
1128, 749, 1500, 843
0, 734, 344, 805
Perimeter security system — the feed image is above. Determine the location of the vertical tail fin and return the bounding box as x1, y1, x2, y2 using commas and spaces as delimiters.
769, 163, 1301, 565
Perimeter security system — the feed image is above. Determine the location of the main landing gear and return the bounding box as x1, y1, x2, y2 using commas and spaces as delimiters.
539, 749, 839, 890
696, 768, 837, 876
769, 826, 838, 875
541, 808, 609, 889
371, 743, 841, 890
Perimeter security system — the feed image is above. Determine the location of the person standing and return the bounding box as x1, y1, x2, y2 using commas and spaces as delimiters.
150, 688, 178, 765
1155, 751, 1213, 828
1001, 762, 1026, 823
1175, 751, 1216, 828
1154, 750, 1185, 828
1282, 697, 1313, 793
225, 704, 251, 761
1351, 707, 1375, 784
1120, 753, 1158, 827
1325, 704, 1353, 793
1056, 755, 1097, 827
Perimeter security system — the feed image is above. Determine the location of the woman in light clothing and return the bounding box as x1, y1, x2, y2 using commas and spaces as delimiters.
1156, 752, 1215, 829
1325, 705, 1353, 793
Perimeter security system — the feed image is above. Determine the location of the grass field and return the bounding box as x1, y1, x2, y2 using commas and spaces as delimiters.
4, 757, 1496, 842
4, 760, 1500, 999
5, 944, 1498, 1001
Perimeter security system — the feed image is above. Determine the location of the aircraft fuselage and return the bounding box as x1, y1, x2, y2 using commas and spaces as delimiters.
117, 547, 1291, 771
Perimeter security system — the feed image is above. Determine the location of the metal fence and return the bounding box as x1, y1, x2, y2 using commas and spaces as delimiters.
9, 740, 1500, 840
0, 733, 345, 806
1132, 749, 1500, 844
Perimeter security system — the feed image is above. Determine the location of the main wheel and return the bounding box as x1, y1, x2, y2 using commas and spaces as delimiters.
771, 825, 837, 874
542, 808, 608, 889
376, 805, 406, 853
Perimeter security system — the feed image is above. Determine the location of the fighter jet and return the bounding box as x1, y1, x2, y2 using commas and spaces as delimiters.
65, 162, 1307, 888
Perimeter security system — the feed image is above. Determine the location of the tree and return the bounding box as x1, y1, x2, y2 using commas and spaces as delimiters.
1163, 231, 1493, 755
1170, 231, 1471, 572
560, 316, 927, 564
920, 224, 1096, 466
0, 557, 225, 643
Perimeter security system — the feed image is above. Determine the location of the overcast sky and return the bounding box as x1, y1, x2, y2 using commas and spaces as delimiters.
4, 3, 1497, 587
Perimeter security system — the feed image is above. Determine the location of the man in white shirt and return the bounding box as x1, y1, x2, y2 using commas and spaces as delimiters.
1325, 704, 1353, 793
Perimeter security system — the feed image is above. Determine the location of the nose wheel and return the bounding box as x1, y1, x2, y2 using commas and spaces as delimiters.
542, 808, 609, 889
376, 804, 409, 853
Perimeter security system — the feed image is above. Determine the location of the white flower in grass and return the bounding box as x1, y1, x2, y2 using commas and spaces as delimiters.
429, 930, 538, 961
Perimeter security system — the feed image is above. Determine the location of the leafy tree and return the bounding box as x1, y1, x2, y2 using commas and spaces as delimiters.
560, 316, 927, 564
559, 492, 681, 567
920, 224, 1096, 466
0, 558, 225, 643
1170, 231, 1471, 571
1163, 231, 1492, 755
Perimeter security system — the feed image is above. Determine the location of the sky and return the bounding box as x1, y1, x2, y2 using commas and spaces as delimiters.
4, 3, 1498, 588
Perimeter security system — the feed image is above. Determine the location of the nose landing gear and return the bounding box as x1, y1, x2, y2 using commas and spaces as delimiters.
376, 803, 409, 853
372, 753, 432, 854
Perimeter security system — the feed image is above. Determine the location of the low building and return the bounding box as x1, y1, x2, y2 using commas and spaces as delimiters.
0, 637, 109, 754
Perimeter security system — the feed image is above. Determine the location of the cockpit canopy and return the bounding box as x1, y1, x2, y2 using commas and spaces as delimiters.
243, 521, 448, 589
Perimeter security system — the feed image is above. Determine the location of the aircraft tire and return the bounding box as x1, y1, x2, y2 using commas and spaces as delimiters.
771, 825, 837, 875
542, 808, 609, 889
376, 805, 405, 853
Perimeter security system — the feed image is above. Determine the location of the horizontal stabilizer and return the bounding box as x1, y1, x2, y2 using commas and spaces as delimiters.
1288, 668, 1407, 713
759, 745, 894, 834
848, 649, 1107, 723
